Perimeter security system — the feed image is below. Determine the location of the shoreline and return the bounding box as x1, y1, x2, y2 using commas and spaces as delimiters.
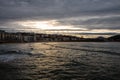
0, 41, 120, 44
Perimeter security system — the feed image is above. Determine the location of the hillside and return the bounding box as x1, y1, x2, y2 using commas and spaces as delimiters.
108, 35, 120, 41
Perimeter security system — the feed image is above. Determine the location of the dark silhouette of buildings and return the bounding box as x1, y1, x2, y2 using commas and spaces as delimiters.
0, 30, 83, 43
0, 30, 120, 43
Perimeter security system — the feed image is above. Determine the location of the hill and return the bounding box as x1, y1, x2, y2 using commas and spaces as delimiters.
108, 35, 120, 41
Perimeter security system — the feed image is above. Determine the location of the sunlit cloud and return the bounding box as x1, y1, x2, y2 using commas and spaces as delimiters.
14, 20, 88, 31
0, 0, 120, 35
16, 20, 70, 30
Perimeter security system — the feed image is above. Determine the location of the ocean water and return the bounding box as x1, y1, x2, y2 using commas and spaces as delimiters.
0, 42, 120, 80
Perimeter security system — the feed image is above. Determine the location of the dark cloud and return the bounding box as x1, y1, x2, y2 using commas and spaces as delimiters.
75, 33, 118, 35
0, 0, 120, 20
55, 15, 120, 30
81, 16, 120, 25
0, 0, 120, 33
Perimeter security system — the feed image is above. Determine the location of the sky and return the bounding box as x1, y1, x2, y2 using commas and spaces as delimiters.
0, 0, 120, 36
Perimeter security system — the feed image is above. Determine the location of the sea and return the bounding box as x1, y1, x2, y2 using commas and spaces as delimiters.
0, 42, 120, 80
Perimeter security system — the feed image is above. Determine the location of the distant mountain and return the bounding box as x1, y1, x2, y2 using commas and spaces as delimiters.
108, 35, 120, 41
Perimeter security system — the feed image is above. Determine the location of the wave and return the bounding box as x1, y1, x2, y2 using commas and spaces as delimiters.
44, 43, 120, 56
0, 50, 31, 62
0, 50, 32, 55
0, 49, 46, 62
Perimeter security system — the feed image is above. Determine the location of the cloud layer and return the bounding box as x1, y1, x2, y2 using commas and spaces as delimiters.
0, 0, 120, 34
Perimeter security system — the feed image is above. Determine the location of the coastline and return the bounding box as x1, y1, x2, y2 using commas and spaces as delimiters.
0, 41, 120, 44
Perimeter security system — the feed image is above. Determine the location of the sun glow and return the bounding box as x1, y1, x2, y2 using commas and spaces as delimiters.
11, 20, 120, 34
17, 20, 71, 30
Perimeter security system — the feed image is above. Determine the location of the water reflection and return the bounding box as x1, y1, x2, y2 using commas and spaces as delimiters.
0, 42, 120, 80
